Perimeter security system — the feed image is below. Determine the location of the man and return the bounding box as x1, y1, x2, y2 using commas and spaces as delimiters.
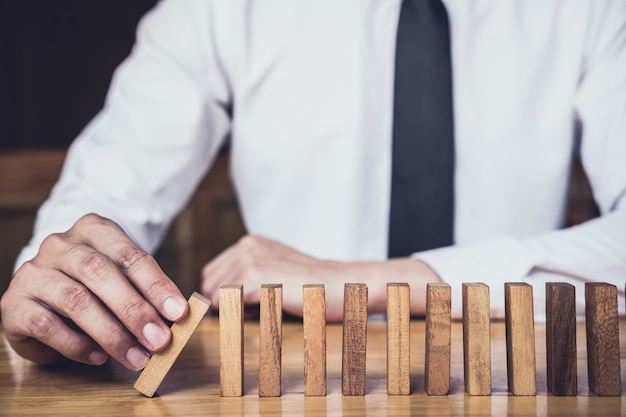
2, 0, 625, 372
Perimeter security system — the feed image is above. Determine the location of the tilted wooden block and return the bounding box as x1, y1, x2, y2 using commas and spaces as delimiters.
303, 284, 327, 396
585, 282, 621, 396
387, 283, 410, 395
134, 292, 211, 397
424, 282, 451, 396
219, 284, 244, 397
504, 282, 536, 396
462, 283, 491, 396
342, 283, 368, 396
259, 284, 283, 397
545, 282, 577, 396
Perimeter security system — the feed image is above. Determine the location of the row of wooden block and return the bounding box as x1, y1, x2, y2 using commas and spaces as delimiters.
134, 281, 622, 398
218, 281, 623, 398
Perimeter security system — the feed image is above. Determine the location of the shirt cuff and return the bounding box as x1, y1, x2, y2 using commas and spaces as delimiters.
414, 236, 537, 319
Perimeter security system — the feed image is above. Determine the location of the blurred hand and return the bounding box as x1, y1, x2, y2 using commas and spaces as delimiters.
201, 234, 441, 321
0, 213, 189, 371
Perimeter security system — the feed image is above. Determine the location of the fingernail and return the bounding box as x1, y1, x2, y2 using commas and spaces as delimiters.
88, 350, 108, 365
163, 296, 186, 320
126, 346, 150, 371
143, 322, 170, 351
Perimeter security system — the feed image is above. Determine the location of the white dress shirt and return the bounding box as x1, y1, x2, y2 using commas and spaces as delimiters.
16, 0, 626, 318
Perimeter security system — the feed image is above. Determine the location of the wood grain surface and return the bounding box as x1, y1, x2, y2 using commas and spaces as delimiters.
2, 315, 626, 416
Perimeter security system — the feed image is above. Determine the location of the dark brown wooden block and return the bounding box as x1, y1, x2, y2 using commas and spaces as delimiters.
585, 282, 621, 396
545, 282, 577, 396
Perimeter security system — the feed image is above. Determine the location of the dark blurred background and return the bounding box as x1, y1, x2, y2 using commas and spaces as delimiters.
0, 0, 158, 150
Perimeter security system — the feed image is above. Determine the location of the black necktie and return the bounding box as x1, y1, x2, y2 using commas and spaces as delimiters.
388, 0, 455, 258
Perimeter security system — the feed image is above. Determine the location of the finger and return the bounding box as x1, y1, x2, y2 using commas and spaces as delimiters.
70, 214, 188, 322
23, 269, 152, 371
3, 297, 108, 367
200, 245, 242, 307
201, 240, 266, 308
48, 238, 173, 353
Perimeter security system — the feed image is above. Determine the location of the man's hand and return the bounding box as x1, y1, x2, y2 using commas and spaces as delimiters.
201, 235, 442, 321
0, 213, 189, 371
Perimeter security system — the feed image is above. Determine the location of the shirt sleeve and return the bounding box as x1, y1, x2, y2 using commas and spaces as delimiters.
14, 0, 232, 271
417, 1, 626, 319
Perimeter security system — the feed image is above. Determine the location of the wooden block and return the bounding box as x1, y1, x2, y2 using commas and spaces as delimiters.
462, 282, 491, 396
424, 282, 451, 396
387, 283, 410, 395
134, 292, 210, 397
219, 284, 244, 397
303, 284, 327, 396
342, 283, 368, 396
585, 282, 621, 396
504, 283, 536, 396
259, 284, 283, 397
545, 282, 577, 396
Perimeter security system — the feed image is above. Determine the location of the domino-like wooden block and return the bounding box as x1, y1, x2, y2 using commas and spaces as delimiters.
387, 283, 410, 395
219, 284, 244, 397
424, 282, 451, 396
303, 284, 327, 396
342, 283, 368, 396
545, 282, 577, 396
134, 292, 211, 397
462, 283, 491, 396
504, 282, 536, 396
259, 284, 283, 397
585, 282, 621, 396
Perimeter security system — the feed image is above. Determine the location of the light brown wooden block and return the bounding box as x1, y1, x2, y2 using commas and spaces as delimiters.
219, 284, 244, 397
462, 282, 491, 396
134, 292, 211, 397
504, 282, 536, 396
545, 282, 577, 396
424, 282, 451, 396
585, 282, 621, 396
259, 284, 283, 397
342, 283, 368, 396
303, 284, 327, 396
387, 283, 410, 395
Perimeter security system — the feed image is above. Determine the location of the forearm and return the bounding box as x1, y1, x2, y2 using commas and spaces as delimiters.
415, 206, 626, 319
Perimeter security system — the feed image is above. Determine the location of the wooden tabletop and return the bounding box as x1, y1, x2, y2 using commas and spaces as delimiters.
1, 317, 624, 416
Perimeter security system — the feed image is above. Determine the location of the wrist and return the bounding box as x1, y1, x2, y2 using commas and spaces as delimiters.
333, 257, 441, 317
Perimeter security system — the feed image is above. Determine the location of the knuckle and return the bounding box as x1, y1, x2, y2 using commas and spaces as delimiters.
144, 279, 171, 300
78, 253, 112, 283
76, 213, 108, 227
73, 213, 118, 235
12, 260, 40, 285
99, 326, 128, 349
62, 336, 88, 360
17, 259, 38, 276
27, 311, 58, 340
39, 233, 67, 254
119, 298, 150, 322
61, 285, 93, 315
237, 234, 261, 249
117, 246, 149, 274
